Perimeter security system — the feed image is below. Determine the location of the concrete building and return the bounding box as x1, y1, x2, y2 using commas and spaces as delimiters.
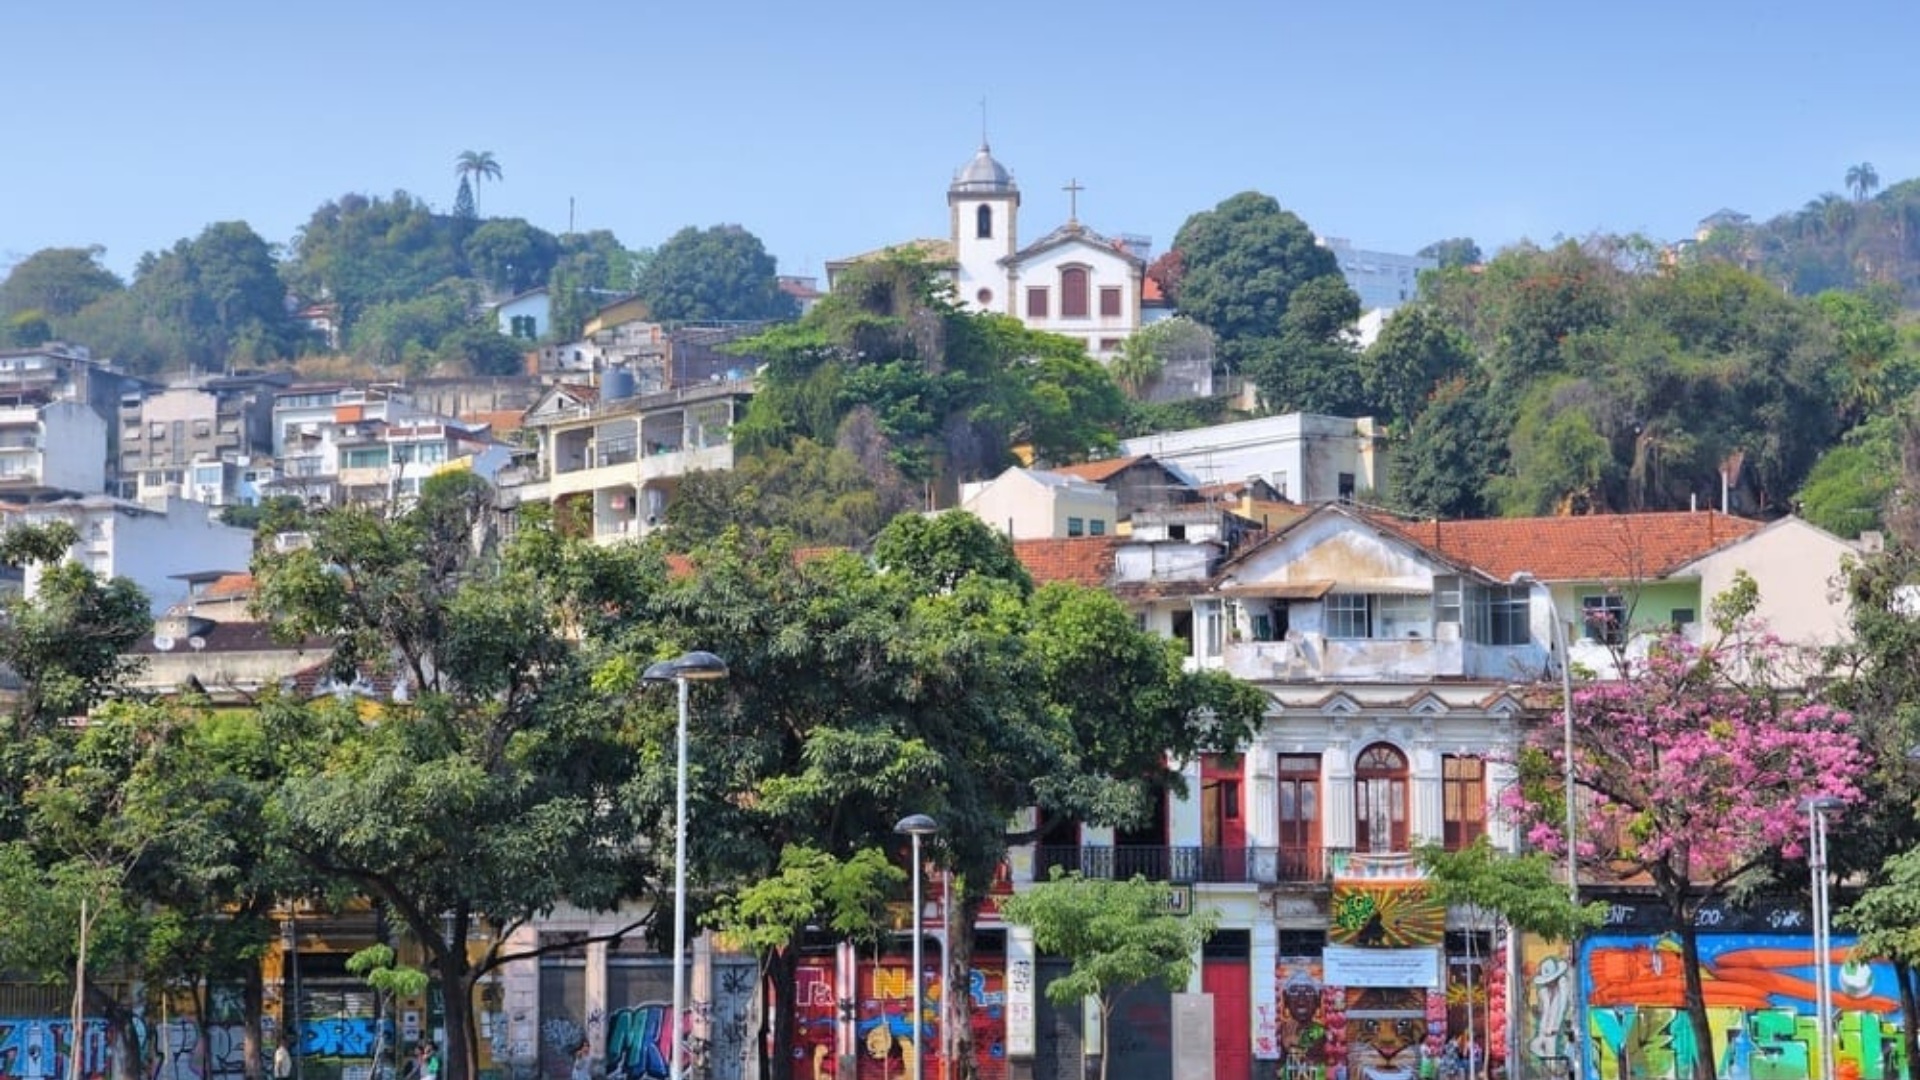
957, 466, 1120, 540
1318, 237, 1436, 313
6, 494, 255, 614
1121, 413, 1389, 506
0, 397, 108, 496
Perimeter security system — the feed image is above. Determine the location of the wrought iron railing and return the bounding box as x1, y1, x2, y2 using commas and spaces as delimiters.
1032, 844, 1328, 885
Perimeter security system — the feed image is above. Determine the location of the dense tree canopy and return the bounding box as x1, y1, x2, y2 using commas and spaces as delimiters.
637, 224, 798, 323
734, 253, 1128, 509
0, 245, 124, 318
1164, 191, 1363, 413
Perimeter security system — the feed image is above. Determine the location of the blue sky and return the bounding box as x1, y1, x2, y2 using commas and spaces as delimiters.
7, 0, 1920, 283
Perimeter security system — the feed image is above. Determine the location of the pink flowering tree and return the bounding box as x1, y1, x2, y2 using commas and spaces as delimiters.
1503, 632, 1866, 1080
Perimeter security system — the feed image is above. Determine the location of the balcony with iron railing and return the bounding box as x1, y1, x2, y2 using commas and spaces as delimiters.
1032, 844, 1328, 885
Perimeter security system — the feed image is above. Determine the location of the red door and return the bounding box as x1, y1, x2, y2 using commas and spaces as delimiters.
1202, 754, 1245, 881
1204, 959, 1251, 1080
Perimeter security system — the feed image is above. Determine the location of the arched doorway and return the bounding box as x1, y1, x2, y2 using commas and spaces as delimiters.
1354, 743, 1409, 854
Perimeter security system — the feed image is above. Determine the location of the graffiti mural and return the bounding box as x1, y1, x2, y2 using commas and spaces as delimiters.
144, 1021, 249, 1080
1274, 959, 1329, 1080
790, 956, 1008, 1080
1576, 932, 1907, 1080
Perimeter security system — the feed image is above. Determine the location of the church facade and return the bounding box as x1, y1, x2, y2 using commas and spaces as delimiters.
832, 145, 1146, 358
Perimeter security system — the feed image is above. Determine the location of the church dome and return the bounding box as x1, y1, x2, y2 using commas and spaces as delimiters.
951, 144, 1016, 195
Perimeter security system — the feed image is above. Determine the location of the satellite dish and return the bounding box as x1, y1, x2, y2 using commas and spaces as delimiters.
188, 636, 207, 651
152, 634, 176, 651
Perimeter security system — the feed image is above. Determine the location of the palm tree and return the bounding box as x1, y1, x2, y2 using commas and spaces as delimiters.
1847, 162, 1881, 203
454, 150, 503, 215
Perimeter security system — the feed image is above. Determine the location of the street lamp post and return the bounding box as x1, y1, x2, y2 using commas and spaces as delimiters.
895, 814, 939, 1080
1509, 574, 1579, 911
643, 651, 730, 1080
1511, 572, 1580, 1078
1804, 796, 1842, 1080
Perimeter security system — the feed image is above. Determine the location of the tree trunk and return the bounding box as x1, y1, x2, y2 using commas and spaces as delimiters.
1677, 923, 1718, 1080
243, 964, 266, 1080
764, 948, 799, 1080
947, 894, 984, 1080
1896, 960, 1918, 1080
434, 930, 479, 1080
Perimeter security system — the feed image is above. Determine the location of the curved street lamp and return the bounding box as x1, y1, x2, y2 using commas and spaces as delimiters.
894, 814, 939, 1080
643, 651, 729, 1080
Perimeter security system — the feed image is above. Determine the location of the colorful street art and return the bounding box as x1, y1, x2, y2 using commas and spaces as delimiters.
1329, 882, 1446, 948
791, 957, 1008, 1080
0, 1017, 253, 1080
1571, 933, 1907, 1080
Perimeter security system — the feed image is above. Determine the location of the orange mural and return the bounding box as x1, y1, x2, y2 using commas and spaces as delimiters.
1587, 940, 1897, 1014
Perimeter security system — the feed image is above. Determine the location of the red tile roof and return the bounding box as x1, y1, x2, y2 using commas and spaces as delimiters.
204, 572, 255, 599
1047, 456, 1147, 484
1143, 278, 1167, 304
1369, 510, 1765, 582
1012, 537, 1118, 588
464, 409, 526, 435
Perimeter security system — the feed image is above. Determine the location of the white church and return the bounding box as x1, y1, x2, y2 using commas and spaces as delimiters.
827, 144, 1146, 358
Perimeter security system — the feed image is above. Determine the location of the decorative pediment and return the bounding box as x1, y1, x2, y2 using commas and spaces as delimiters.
1408, 694, 1452, 718
1322, 693, 1361, 717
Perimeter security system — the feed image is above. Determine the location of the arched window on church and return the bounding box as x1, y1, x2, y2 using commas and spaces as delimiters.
976, 204, 993, 239
1060, 266, 1090, 318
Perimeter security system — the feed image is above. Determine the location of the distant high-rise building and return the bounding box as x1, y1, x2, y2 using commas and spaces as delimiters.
1317, 236, 1436, 313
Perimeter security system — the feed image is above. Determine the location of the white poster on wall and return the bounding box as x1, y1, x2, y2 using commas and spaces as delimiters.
1323, 945, 1441, 988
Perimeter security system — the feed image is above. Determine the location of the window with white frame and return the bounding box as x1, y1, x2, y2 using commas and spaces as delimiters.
1377, 594, 1431, 639
1195, 599, 1224, 658
1583, 593, 1627, 645
1326, 594, 1370, 639
1469, 584, 1531, 645
1434, 575, 1462, 627
1326, 594, 1434, 640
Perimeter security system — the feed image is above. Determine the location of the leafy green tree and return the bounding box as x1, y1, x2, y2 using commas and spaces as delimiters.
453, 176, 476, 222
638, 224, 798, 323
665, 438, 916, 548
871, 511, 1032, 594
736, 253, 1126, 496
0, 246, 124, 318
706, 846, 902, 1080
1417, 838, 1602, 943
1823, 540, 1920, 1075
1240, 273, 1364, 415
435, 321, 528, 376
1797, 410, 1903, 538
611, 515, 1263, 1080
454, 150, 502, 215
1491, 397, 1614, 515
0, 523, 151, 738
1167, 191, 1343, 346
1388, 375, 1502, 519
998, 870, 1219, 1080
1362, 305, 1477, 428
349, 280, 476, 371
1417, 237, 1483, 269
463, 218, 560, 296
2, 309, 52, 347
286, 191, 468, 335
252, 475, 660, 1080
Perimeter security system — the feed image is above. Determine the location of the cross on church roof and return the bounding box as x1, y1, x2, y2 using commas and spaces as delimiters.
1063, 178, 1084, 224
